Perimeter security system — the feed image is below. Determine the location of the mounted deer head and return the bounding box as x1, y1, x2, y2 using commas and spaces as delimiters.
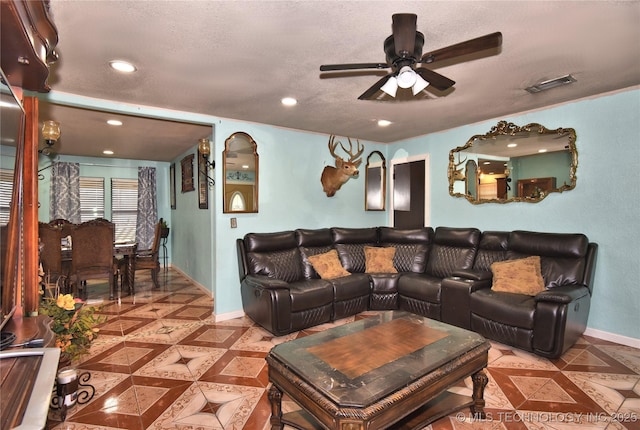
321, 135, 364, 197
452, 153, 467, 181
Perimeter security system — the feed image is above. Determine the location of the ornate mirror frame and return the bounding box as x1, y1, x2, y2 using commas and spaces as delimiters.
365, 150, 386, 211
223, 132, 258, 213
448, 121, 577, 204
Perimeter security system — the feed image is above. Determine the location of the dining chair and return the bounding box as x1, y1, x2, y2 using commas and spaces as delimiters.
38, 222, 68, 295
49, 218, 75, 238
69, 218, 118, 299
131, 218, 162, 289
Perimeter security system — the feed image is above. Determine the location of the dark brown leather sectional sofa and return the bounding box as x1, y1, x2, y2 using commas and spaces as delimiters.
236, 226, 597, 358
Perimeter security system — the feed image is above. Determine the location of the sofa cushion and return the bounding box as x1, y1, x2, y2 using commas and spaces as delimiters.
397, 273, 442, 303
507, 231, 590, 290
473, 231, 509, 271
378, 227, 433, 272
425, 227, 480, 278
471, 288, 536, 329
288, 280, 334, 312
308, 249, 350, 279
364, 246, 398, 273
331, 227, 378, 272
490, 256, 546, 296
329, 273, 371, 301
247, 248, 303, 283
300, 245, 334, 279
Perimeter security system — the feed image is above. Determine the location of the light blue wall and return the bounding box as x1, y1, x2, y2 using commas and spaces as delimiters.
169, 143, 215, 291
211, 119, 387, 315
391, 89, 640, 339
37, 88, 640, 341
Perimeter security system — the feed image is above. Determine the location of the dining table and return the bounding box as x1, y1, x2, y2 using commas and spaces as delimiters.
62, 242, 137, 300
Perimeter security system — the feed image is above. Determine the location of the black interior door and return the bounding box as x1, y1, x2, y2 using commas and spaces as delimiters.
393, 160, 425, 229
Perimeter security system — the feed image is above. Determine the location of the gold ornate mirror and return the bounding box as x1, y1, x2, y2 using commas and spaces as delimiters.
449, 121, 577, 204
365, 151, 386, 210
223, 132, 258, 213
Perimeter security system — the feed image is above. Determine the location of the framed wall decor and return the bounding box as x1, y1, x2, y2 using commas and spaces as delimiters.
197, 148, 209, 209
170, 163, 177, 209
181, 154, 195, 193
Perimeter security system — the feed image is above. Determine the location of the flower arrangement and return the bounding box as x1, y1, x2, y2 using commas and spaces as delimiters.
39, 294, 106, 362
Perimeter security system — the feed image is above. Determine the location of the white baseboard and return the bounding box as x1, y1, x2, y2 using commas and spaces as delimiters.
168, 265, 213, 297
215, 310, 245, 322
584, 327, 640, 349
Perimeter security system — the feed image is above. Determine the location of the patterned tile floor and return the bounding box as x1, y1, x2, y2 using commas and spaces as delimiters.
46, 268, 640, 429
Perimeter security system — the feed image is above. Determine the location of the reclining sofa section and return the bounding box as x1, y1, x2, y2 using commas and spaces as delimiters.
237, 227, 597, 358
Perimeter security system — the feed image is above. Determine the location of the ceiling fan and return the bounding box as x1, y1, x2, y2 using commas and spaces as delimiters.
319, 14, 502, 100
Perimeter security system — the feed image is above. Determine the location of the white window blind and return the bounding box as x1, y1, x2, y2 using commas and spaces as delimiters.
111, 178, 138, 243
0, 169, 13, 225
80, 177, 105, 222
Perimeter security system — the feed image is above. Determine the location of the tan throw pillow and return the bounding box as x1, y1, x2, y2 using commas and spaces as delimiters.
490, 256, 545, 295
307, 249, 350, 279
364, 246, 398, 273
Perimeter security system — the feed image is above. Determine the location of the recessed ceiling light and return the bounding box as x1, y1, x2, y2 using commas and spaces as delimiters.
538, 148, 548, 153
242, 165, 249, 169
281, 97, 297, 106
103, 150, 114, 155
107, 119, 122, 126
109, 60, 137, 73
507, 143, 517, 148
377, 120, 392, 127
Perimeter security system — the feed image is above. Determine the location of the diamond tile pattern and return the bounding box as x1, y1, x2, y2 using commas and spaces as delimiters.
47, 269, 640, 429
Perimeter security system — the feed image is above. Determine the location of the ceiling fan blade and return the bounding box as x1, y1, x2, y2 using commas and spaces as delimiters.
320, 63, 389, 71
358, 74, 394, 100
420, 32, 502, 64
392, 13, 417, 57
415, 68, 455, 91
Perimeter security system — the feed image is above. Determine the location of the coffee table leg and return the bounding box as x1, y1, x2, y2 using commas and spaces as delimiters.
268, 384, 284, 430
470, 370, 488, 418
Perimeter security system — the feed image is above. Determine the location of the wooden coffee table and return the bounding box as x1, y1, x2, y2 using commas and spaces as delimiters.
267, 311, 490, 430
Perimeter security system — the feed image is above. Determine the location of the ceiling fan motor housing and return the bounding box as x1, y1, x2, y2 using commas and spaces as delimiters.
384, 32, 424, 68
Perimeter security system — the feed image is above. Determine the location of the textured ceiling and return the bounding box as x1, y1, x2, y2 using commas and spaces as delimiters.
35, 1, 640, 161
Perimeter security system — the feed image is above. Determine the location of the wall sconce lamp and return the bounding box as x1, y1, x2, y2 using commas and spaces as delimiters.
197, 138, 215, 187
39, 120, 61, 155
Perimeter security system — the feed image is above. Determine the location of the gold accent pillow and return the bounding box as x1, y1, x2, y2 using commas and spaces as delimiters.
364, 246, 398, 273
490, 256, 546, 295
307, 249, 350, 279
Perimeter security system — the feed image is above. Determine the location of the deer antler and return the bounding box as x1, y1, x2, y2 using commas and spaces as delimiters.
328, 135, 340, 159
455, 153, 467, 167
338, 138, 364, 162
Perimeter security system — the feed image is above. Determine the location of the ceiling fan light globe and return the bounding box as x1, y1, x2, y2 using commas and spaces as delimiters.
380, 77, 399, 97
412, 75, 429, 95
397, 66, 417, 89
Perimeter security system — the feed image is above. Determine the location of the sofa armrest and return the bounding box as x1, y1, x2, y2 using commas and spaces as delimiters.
535, 285, 590, 304
241, 275, 292, 336
452, 269, 493, 283
244, 274, 289, 290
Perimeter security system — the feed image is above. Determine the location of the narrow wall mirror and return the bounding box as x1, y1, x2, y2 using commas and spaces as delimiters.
365, 151, 386, 210
223, 132, 258, 213
449, 121, 577, 204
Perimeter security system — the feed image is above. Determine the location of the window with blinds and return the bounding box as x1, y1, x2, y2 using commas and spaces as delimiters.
80, 177, 105, 222
111, 178, 138, 242
0, 169, 13, 225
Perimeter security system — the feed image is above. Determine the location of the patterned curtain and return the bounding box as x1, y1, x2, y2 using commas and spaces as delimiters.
135, 167, 157, 250
50, 162, 81, 223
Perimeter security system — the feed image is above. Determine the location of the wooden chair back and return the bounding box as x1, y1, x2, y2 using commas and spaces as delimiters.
70, 219, 116, 298
38, 222, 63, 275
134, 218, 163, 288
